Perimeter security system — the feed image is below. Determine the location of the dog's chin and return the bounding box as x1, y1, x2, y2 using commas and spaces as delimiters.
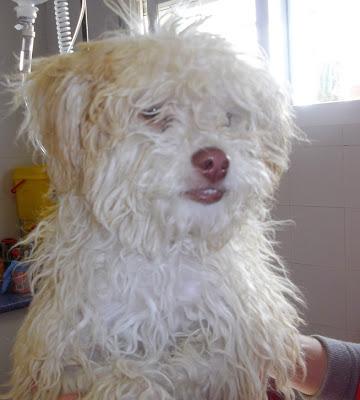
153, 189, 238, 244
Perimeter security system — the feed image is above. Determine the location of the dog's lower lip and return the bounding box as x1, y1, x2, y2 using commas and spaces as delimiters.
185, 188, 225, 204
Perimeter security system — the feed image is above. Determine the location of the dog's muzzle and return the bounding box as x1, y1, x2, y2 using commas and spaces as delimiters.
185, 147, 230, 205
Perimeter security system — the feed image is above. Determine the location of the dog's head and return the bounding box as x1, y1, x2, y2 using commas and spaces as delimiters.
19, 25, 295, 248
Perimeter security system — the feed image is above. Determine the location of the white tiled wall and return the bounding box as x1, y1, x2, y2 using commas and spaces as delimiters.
275, 100, 360, 341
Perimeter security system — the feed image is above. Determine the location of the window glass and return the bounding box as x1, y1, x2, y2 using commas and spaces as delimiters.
289, 0, 360, 105
157, 0, 258, 54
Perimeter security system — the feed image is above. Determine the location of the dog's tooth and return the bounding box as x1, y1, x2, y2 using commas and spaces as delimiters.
203, 188, 217, 195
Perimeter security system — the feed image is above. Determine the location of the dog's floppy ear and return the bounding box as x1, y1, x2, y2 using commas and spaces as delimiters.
251, 68, 296, 183
18, 53, 91, 193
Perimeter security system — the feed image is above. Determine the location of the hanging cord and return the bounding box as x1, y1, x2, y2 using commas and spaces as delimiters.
54, 0, 72, 53
54, 0, 87, 54
67, 0, 87, 52
81, 0, 89, 42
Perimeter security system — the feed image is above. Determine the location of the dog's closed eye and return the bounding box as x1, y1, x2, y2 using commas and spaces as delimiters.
141, 106, 161, 120
140, 105, 173, 132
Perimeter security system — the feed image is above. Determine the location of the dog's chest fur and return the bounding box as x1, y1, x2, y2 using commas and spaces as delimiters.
95, 254, 216, 341
64, 253, 238, 397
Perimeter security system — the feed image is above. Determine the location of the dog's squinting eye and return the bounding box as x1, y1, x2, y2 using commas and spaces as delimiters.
140, 106, 161, 120
140, 105, 173, 132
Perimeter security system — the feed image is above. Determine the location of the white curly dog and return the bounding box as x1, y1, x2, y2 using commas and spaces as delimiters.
6, 11, 305, 400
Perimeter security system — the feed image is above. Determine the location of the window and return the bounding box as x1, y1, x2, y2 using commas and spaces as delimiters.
287, 0, 360, 105
144, 0, 360, 106
144, 0, 258, 54
160, 0, 258, 55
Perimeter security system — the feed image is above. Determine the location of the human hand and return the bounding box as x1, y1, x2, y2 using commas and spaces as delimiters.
290, 335, 327, 396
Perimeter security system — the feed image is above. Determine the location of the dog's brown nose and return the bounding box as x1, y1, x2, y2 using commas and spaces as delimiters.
191, 147, 230, 183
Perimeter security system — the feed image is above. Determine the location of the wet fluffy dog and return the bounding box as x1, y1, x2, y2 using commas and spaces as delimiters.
7, 20, 304, 400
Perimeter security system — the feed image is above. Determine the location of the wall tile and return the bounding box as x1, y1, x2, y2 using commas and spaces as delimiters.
0, 308, 27, 386
292, 206, 345, 269
343, 124, 360, 146
276, 170, 291, 205
301, 323, 348, 341
347, 332, 360, 343
302, 125, 343, 146
0, 195, 19, 238
347, 270, 360, 333
0, 129, 32, 159
290, 146, 344, 207
344, 147, 360, 208
294, 102, 360, 336
272, 205, 293, 262
295, 100, 360, 127
289, 263, 347, 329
345, 209, 360, 270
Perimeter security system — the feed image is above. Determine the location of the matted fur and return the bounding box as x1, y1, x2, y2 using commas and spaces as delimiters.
4, 20, 305, 400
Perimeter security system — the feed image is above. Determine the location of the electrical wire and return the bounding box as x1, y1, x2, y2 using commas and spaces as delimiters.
54, 0, 72, 53
54, 0, 88, 54
67, 0, 87, 53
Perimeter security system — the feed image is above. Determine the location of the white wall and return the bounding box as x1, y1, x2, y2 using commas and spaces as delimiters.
275, 100, 360, 341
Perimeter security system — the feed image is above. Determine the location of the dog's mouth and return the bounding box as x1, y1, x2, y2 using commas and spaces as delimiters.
184, 188, 226, 204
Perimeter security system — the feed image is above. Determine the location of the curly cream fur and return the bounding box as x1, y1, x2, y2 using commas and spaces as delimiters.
4, 21, 305, 400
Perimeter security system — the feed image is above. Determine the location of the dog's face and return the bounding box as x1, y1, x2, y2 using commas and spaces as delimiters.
21, 28, 294, 245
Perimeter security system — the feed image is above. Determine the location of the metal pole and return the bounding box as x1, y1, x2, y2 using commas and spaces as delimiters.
283, 0, 292, 83
255, 0, 269, 56
146, 0, 158, 33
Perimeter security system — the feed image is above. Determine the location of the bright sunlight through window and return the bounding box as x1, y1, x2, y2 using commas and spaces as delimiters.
153, 0, 360, 106
158, 0, 258, 55
289, 0, 360, 105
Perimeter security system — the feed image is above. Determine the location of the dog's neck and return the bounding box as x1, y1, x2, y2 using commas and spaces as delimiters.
50, 192, 245, 261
